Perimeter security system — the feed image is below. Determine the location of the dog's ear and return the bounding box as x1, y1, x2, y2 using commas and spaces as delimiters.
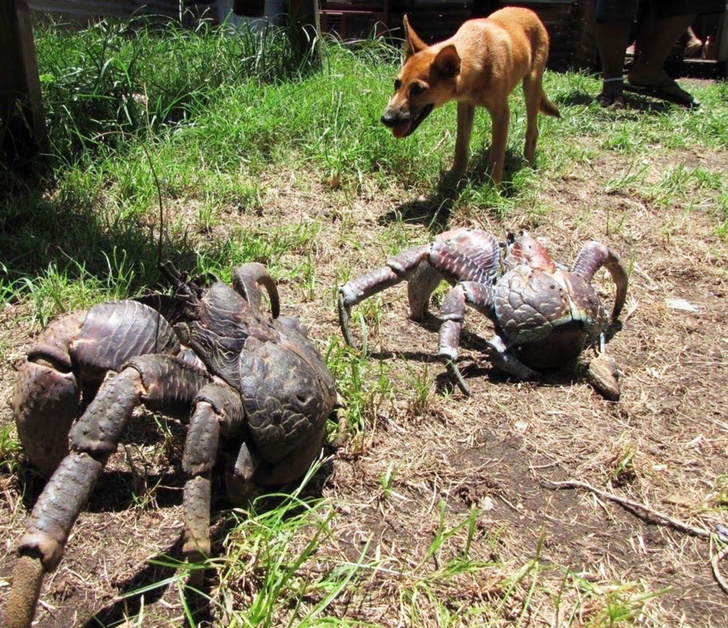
403, 15, 427, 59
433, 44, 461, 78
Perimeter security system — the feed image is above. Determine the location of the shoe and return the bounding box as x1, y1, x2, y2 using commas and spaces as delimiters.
623, 78, 698, 108
596, 92, 626, 110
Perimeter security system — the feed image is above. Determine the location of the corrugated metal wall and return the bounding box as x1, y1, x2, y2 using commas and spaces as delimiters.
27, 1, 201, 21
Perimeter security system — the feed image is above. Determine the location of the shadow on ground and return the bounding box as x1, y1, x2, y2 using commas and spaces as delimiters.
1, 163, 202, 297
377, 147, 528, 232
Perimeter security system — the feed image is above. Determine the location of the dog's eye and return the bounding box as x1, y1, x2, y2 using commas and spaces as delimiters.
410, 82, 426, 96
394, 79, 402, 91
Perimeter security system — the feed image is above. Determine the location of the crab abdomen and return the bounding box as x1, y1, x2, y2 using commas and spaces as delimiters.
494, 268, 571, 344
237, 332, 335, 478
494, 268, 607, 368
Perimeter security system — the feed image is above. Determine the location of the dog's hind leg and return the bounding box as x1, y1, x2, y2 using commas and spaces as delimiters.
485, 103, 509, 184
453, 102, 475, 173
522, 72, 543, 164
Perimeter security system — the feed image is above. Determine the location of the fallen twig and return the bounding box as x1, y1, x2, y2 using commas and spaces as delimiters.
540, 478, 711, 537
711, 544, 728, 595
540, 477, 728, 595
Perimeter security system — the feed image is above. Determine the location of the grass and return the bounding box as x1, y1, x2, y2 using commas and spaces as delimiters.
2, 14, 728, 628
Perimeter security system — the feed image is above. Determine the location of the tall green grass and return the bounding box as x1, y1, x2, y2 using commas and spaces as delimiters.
5, 19, 726, 314
34, 17, 305, 162
4, 18, 724, 626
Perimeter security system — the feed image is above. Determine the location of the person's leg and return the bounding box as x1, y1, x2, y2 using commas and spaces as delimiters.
591, 0, 639, 107
594, 22, 632, 106
626, 8, 697, 105
629, 10, 697, 83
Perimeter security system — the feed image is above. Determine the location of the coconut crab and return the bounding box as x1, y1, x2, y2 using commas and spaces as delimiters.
338, 228, 628, 398
5, 262, 337, 628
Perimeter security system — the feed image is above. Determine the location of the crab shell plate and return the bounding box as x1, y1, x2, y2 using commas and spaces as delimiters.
494, 266, 608, 369
238, 320, 336, 465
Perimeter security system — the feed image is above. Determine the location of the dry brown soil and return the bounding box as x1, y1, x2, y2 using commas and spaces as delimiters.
1, 129, 727, 626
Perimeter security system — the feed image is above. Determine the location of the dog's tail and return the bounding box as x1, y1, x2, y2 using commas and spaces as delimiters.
540, 92, 560, 118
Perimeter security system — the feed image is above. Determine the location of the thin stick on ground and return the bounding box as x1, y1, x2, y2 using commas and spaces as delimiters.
540, 477, 728, 596
712, 544, 728, 596
540, 477, 711, 537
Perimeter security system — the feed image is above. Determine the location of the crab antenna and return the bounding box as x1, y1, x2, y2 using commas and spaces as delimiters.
159, 261, 192, 295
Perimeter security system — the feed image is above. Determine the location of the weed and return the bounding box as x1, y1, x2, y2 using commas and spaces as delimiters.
0, 423, 22, 474
405, 361, 433, 416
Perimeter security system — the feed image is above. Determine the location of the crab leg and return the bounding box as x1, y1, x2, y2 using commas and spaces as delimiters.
13, 300, 181, 480
338, 244, 434, 347
438, 281, 499, 395
181, 383, 245, 586
571, 242, 629, 320
6, 357, 211, 628
11, 311, 86, 478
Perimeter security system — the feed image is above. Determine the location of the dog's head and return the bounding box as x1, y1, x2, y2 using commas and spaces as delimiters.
381, 16, 461, 138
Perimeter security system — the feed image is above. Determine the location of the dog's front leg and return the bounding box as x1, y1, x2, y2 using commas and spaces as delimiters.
452, 102, 475, 174
486, 104, 510, 185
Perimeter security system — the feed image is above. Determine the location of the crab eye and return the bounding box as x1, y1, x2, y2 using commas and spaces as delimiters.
394, 78, 402, 91
410, 82, 426, 96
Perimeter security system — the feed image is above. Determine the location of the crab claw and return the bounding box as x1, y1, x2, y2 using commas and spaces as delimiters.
608, 258, 629, 321
338, 292, 357, 349
588, 353, 620, 400
446, 360, 471, 396
571, 243, 629, 322
232, 263, 280, 319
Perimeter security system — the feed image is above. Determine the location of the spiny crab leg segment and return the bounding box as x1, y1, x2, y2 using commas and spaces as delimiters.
571, 242, 629, 321
438, 281, 497, 395
6, 356, 211, 628
339, 230, 501, 349
338, 244, 432, 348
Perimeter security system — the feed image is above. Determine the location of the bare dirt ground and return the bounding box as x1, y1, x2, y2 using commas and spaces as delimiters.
1, 136, 727, 626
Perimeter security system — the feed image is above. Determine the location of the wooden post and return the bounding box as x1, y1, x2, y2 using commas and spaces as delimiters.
288, 0, 321, 69
0, 0, 47, 164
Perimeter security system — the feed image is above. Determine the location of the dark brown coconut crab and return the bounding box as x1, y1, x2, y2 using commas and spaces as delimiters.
338, 228, 628, 398
5, 262, 336, 628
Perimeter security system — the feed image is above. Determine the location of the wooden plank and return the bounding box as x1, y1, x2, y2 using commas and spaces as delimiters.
27, 1, 182, 20
718, 11, 728, 65
1, 0, 47, 163
289, 0, 322, 67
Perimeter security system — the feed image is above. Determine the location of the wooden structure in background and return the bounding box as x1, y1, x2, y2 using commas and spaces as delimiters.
1, 0, 47, 164
385, 0, 592, 70
356, 0, 726, 75
319, 0, 390, 39
288, 0, 322, 64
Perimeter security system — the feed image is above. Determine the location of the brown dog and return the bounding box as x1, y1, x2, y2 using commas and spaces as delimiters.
381, 7, 560, 184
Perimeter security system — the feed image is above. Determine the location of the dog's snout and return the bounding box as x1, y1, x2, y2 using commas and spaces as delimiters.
381, 111, 399, 128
